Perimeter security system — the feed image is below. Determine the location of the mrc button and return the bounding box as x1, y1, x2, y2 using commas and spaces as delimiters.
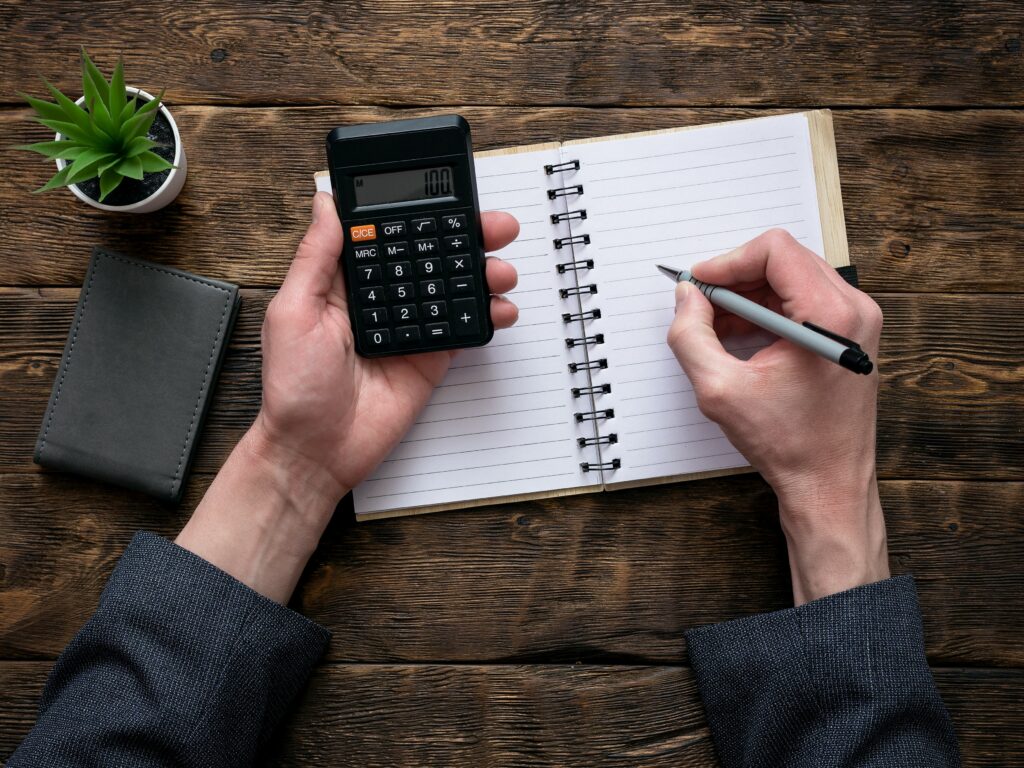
353, 244, 379, 260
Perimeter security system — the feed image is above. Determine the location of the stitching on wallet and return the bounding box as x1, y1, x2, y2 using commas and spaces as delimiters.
39, 248, 233, 499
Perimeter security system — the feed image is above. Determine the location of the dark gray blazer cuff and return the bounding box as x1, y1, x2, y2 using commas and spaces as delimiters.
686, 575, 960, 768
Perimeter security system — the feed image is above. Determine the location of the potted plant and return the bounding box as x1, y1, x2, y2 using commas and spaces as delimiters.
15, 49, 186, 213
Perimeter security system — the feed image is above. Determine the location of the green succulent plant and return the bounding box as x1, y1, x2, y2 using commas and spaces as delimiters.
16, 49, 175, 201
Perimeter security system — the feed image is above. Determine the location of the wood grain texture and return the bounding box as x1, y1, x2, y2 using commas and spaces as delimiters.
0, 662, 1020, 767
1, 474, 1020, 665
1, 1, 1022, 107
0, 108, 1022, 292
1, 289, 1020, 479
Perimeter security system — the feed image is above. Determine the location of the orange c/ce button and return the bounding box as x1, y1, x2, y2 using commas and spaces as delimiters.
349, 224, 377, 242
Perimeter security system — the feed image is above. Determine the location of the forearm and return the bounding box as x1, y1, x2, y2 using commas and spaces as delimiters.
176, 414, 346, 603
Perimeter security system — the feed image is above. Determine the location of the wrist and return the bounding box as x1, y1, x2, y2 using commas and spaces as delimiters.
777, 473, 890, 605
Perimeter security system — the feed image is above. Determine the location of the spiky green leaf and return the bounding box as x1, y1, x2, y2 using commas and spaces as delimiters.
22, 93, 68, 123
64, 149, 112, 184
81, 49, 110, 107
12, 140, 80, 159
32, 117, 94, 143
123, 136, 157, 157
43, 80, 92, 136
98, 167, 124, 201
115, 154, 143, 180
119, 95, 137, 124
121, 104, 159, 142
88, 97, 118, 144
138, 150, 174, 173
108, 57, 126, 120
32, 163, 73, 193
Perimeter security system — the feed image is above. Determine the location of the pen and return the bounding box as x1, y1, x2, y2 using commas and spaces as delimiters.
657, 264, 873, 375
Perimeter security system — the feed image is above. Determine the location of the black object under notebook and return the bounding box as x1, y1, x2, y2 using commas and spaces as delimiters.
34, 247, 240, 503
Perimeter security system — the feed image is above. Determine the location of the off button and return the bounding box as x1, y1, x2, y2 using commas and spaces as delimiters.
381, 221, 406, 238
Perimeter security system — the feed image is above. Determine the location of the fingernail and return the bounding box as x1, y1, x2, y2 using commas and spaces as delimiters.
675, 282, 690, 311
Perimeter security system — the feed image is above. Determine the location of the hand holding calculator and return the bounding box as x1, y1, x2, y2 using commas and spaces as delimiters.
327, 115, 497, 357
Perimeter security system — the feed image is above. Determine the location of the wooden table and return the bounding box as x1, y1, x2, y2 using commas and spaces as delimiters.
1, 3, 1022, 765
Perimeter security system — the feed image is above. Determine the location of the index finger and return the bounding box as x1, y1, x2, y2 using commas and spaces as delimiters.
692, 229, 839, 311
481, 211, 520, 252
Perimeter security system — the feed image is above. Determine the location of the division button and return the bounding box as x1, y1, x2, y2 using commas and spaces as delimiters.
444, 234, 469, 251
425, 322, 451, 340
451, 298, 481, 336
410, 217, 437, 234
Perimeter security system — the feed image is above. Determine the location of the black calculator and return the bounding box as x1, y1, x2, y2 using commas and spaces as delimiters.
326, 115, 493, 357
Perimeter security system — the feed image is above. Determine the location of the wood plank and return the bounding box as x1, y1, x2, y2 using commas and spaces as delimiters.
0, 108, 1021, 292
1, 290, 1020, 479
1, 475, 1020, 665
1, 2, 1022, 107
0, 662, 1020, 766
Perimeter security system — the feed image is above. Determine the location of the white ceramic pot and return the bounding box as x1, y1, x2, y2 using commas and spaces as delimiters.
55, 87, 187, 213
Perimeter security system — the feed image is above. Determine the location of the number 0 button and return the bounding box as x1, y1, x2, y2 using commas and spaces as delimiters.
365, 328, 391, 349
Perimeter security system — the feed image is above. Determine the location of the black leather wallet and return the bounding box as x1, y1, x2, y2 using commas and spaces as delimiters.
34, 247, 241, 503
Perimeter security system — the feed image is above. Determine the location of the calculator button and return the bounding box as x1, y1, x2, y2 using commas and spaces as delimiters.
360, 286, 385, 304
357, 263, 381, 284
425, 322, 451, 340
446, 254, 471, 274
353, 244, 379, 261
444, 235, 469, 252
365, 328, 391, 349
420, 279, 444, 298
381, 221, 406, 238
413, 238, 440, 256
389, 283, 415, 301
449, 276, 475, 295
394, 303, 418, 323
422, 300, 447, 319
388, 261, 413, 281
417, 258, 442, 277
362, 307, 389, 327
350, 224, 376, 242
411, 217, 436, 235
383, 242, 409, 259
442, 214, 468, 232
451, 298, 481, 337
395, 325, 421, 345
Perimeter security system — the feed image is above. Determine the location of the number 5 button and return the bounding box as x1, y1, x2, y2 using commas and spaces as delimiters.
451, 298, 480, 336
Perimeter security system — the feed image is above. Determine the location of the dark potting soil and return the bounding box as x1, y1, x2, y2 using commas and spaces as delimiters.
74, 105, 176, 207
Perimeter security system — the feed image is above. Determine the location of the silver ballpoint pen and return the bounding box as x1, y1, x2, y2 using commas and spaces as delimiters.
657, 264, 873, 374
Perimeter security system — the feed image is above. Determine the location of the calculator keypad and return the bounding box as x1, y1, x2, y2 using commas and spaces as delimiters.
344, 208, 489, 356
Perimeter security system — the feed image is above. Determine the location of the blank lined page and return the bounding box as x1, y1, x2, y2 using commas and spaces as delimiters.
564, 113, 826, 485
350, 146, 598, 516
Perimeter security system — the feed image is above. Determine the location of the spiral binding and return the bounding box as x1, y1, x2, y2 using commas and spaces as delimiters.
557, 258, 593, 274
548, 157, 618, 477
551, 209, 587, 224
565, 333, 604, 348
560, 284, 597, 298
548, 184, 583, 199
553, 234, 590, 250
571, 383, 611, 398
581, 459, 621, 472
562, 308, 601, 322
578, 433, 617, 447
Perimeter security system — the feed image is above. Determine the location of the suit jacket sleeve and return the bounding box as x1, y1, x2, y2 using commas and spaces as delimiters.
686, 575, 961, 768
6, 531, 329, 768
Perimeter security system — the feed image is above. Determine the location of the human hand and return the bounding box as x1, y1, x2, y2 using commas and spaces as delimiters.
251, 191, 520, 508
666, 229, 888, 604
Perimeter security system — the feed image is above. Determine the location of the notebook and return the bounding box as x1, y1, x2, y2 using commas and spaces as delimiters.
314, 110, 849, 520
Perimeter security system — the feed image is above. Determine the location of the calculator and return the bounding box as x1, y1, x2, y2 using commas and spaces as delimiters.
326, 115, 494, 357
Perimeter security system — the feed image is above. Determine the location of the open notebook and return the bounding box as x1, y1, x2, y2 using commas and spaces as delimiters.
314, 110, 849, 520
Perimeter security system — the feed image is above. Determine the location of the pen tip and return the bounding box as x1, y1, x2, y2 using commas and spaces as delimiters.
656, 264, 679, 279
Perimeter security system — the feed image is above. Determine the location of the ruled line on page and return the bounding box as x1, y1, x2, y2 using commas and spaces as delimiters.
585, 135, 793, 166
596, 202, 802, 235
602, 185, 801, 217
364, 472, 575, 500
374, 454, 575, 481
588, 152, 798, 184
629, 451, 742, 471
398, 421, 566, 444
384, 439, 576, 464
590, 168, 799, 200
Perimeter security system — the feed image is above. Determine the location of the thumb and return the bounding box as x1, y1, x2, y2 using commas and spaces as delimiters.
667, 281, 739, 387
280, 192, 345, 301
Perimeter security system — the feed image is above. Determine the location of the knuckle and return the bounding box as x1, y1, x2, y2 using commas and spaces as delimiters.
762, 227, 797, 251
695, 375, 731, 421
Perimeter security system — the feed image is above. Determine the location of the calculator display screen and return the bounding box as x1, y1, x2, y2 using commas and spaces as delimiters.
353, 166, 456, 207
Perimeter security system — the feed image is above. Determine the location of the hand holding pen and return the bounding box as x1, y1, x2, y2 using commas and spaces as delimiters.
663, 228, 888, 605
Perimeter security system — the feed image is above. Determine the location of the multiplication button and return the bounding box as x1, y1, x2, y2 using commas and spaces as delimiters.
446, 254, 471, 274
